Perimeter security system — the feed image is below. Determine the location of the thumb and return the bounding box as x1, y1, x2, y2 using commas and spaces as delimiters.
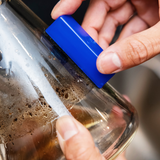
56, 115, 105, 160
97, 22, 160, 74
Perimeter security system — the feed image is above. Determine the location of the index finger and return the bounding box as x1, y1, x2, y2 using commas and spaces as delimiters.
81, 0, 127, 42
51, 0, 84, 19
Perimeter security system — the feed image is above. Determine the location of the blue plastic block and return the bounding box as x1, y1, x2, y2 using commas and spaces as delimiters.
46, 15, 114, 88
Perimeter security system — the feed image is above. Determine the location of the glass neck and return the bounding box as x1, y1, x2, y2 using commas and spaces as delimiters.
5, 0, 48, 38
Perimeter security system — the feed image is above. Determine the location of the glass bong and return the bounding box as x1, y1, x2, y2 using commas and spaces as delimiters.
0, 0, 138, 160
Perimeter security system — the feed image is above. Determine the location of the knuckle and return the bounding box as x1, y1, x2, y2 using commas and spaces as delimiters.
127, 38, 150, 65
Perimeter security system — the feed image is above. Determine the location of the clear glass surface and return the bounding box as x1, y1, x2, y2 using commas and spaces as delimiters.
0, 1, 138, 160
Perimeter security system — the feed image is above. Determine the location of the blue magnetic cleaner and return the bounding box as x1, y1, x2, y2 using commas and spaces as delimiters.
46, 15, 114, 88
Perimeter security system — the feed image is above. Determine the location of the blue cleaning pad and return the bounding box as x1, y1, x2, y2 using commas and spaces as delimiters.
46, 15, 114, 88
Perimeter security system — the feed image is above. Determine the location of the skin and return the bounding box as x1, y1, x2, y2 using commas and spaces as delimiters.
52, 0, 160, 159
56, 116, 126, 160
51, 0, 160, 73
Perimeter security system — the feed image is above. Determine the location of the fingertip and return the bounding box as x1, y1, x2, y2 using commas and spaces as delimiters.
96, 53, 106, 74
57, 131, 65, 152
51, 12, 58, 20
97, 51, 122, 74
51, 1, 62, 20
51, 0, 83, 20
56, 115, 78, 141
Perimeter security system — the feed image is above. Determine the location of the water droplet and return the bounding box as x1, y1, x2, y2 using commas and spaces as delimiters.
15, 49, 20, 55
77, 79, 82, 83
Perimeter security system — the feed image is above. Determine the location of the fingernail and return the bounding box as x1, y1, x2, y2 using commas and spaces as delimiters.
56, 116, 78, 141
97, 53, 122, 74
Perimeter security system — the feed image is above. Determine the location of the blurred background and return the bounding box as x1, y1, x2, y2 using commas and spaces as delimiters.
22, 0, 160, 159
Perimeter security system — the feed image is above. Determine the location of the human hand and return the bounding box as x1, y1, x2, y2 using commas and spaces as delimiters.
56, 115, 126, 160
51, 0, 160, 74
